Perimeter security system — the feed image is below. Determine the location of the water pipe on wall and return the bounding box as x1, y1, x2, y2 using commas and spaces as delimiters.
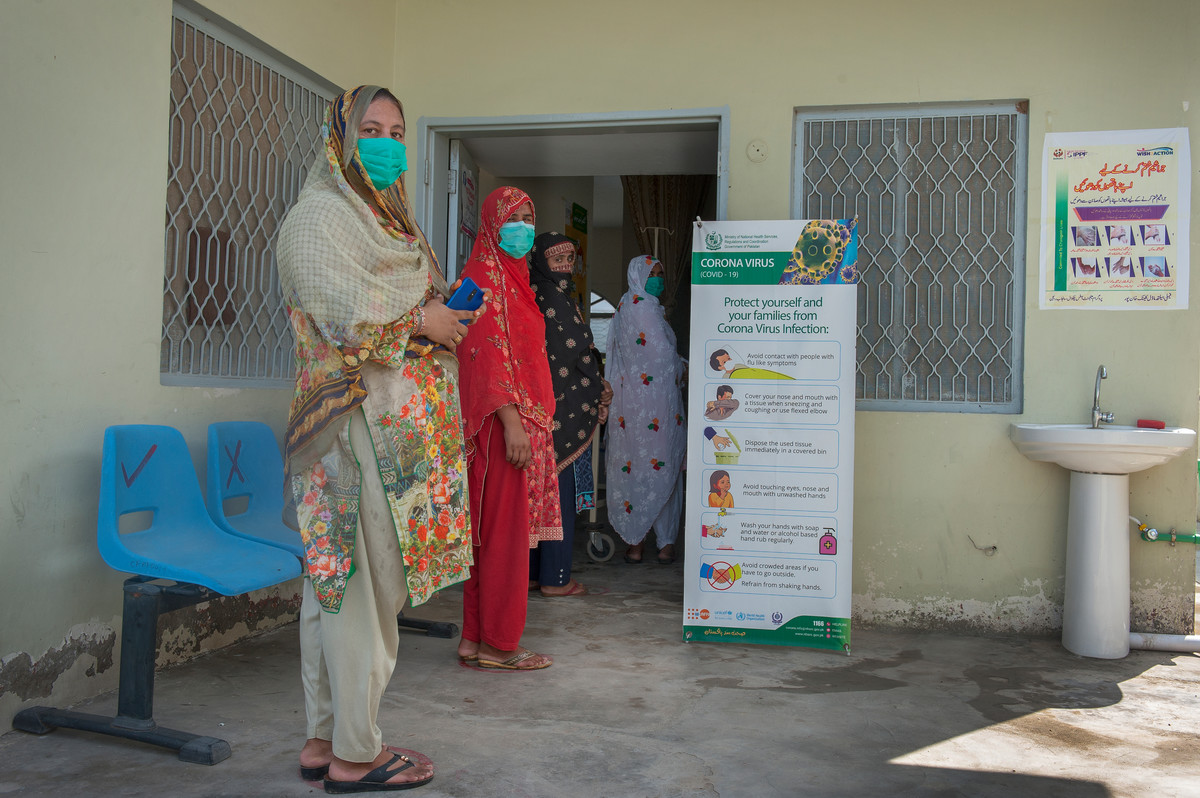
1129, 515, 1200, 546
1126, 516, 1200, 653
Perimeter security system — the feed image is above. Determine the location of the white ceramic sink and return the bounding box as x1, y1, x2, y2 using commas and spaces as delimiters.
1010, 423, 1196, 474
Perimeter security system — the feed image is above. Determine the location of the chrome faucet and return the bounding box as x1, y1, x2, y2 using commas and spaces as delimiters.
1091, 365, 1114, 428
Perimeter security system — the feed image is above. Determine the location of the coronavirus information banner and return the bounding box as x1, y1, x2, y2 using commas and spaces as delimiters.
683, 219, 858, 650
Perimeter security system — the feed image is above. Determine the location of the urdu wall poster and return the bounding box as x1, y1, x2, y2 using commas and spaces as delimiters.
1039, 128, 1190, 310
683, 219, 858, 650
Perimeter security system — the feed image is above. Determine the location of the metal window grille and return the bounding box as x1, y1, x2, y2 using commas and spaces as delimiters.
161, 5, 336, 386
794, 102, 1027, 412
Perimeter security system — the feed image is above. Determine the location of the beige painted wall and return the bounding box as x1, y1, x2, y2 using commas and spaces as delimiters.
0, 0, 393, 728
395, 0, 1200, 634
2, 0, 1197, 731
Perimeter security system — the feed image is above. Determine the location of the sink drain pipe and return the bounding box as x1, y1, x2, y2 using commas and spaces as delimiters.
1128, 632, 1200, 652
1127, 516, 1200, 653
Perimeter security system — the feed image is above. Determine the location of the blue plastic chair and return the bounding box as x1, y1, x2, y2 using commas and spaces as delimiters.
13, 425, 301, 764
206, 421, 303, 558
97, 424, 301, 593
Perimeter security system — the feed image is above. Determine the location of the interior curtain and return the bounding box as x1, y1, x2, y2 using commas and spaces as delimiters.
620, 175, 713, 320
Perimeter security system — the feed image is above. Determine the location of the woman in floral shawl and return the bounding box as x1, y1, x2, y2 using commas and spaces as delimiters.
455, 187, 561, 670
527, 232, 612, 597
605, 255, 687, 564
277, 85, 477, 790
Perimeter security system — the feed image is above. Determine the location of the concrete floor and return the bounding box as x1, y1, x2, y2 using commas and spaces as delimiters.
3, 552, 1200, 798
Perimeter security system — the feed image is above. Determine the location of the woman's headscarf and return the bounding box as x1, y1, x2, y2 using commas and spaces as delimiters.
457, 187, 555, 449
605, 255, 678, 383
529, 232, 603, 469
276, 85, 439, 467
326, 85, 446, 293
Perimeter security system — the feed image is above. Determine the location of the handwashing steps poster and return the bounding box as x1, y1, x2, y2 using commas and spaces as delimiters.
683, 219, 858, 650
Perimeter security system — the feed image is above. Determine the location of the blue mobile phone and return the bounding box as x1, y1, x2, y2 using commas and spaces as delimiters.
446, 277, 484, 317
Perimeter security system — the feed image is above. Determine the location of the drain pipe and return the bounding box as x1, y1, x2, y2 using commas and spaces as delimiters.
1129, 632, 1200, 653
1126, 516, 1200, 653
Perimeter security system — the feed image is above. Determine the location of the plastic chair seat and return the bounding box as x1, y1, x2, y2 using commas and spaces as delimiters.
115, 523, 299, 596
207, 421, 304, 559
99, 424, 300, 593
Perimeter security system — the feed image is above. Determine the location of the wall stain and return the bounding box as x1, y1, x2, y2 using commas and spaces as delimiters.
0, 625, 115, 700
9, 472, 29, 526
155, 589, 300, 665
1130, 584, 1193, 635
0, 587, 300, 702
853, 591, 1062, 636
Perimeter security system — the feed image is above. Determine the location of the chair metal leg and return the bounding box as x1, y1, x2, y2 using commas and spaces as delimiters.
10, 578, 233, 765
397, 611, 458, 638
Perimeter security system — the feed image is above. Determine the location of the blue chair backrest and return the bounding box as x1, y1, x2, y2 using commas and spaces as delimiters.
98, 425, 300, 594
207, 421, 304, 558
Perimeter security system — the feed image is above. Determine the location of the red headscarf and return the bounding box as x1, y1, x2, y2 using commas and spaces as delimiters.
457, 187, 555, 450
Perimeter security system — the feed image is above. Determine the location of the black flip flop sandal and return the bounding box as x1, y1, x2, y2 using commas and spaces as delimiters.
324, 751, 434, 793
300, 763, 330, 781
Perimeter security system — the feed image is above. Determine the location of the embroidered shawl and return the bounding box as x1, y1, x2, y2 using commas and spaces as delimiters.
276, 86, 472, 610
457, 187, 562, 546
604, 255, 687, 543
529, 232, 604, 471
457, 187, 555, 444
278, 86, 443, 471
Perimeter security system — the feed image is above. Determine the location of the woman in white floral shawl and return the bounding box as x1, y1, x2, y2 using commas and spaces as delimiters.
604, 255, 687, 564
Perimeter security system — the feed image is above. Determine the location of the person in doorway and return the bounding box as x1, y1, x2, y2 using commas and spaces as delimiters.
605, 255, 687, 565
456, 187, 561, 669
527, 232, 612, 597
277, 85, 478, 792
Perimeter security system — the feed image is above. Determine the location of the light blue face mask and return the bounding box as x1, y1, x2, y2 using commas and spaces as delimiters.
356, 137, 408, 189
644, 276, 665, 297
499, 221, 536, 258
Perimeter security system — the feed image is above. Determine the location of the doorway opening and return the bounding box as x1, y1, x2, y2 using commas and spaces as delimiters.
413, 108, 729, 298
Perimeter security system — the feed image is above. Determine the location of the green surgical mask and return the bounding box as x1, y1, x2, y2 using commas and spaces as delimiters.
644, 276, 665, 297
356, 137, 407, 189
499, 221, 536, 258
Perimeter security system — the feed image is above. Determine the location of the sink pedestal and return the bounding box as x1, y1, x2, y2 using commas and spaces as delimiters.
1063, 472, 1130, 659
1010, 422, 1196, 659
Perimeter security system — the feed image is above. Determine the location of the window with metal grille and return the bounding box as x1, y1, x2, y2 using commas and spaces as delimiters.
161, 3, 337, 386
793, 101, 1028, 412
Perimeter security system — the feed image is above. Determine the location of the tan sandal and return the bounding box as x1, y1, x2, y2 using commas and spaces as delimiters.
476, 650, 552, 670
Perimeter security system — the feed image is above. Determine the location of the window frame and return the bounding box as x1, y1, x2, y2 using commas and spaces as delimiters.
161, 1, 339, 388
792, 100, 1028, 414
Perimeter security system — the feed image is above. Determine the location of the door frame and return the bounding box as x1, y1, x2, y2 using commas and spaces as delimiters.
413, 107, 731, 266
